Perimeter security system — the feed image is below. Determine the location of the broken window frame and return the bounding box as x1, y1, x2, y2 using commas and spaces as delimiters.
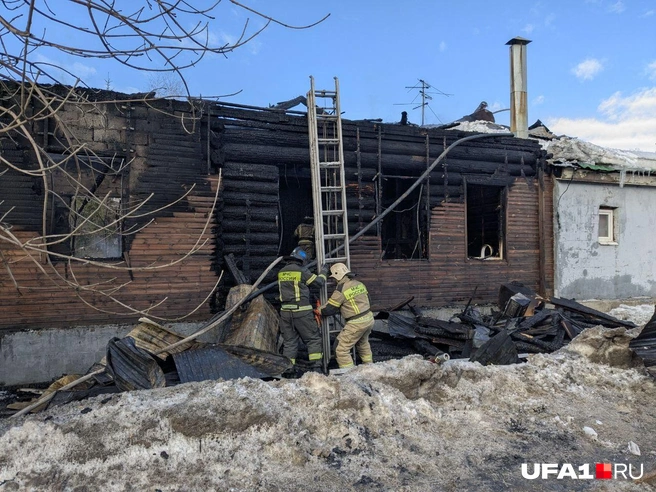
598, 206, 617, 245
46, 153, 127, 260
69, 195, 123, 259
378, 173, 429, 261
464, 180, 507, 261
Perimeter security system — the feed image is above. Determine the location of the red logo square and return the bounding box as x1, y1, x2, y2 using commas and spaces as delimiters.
596, 463, 612, 480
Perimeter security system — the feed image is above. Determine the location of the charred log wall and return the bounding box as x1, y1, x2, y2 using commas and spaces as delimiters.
206, 103, 550, 307
0, 95, 219, 330
349, 178, 544, 309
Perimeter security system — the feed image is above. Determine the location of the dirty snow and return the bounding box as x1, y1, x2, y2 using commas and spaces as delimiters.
608, 304, 655, 326
1, 325, 655, 491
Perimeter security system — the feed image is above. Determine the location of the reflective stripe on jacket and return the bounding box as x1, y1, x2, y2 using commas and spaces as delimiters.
277, 262, 326, 311
321, 277, 372, 321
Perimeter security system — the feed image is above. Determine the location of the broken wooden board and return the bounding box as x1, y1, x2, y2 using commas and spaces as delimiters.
550, 297, 636, 328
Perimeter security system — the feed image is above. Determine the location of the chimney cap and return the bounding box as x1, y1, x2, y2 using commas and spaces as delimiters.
506, 36, 532, 46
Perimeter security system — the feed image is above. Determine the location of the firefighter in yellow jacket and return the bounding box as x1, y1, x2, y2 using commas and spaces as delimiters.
319, 263, 374, 369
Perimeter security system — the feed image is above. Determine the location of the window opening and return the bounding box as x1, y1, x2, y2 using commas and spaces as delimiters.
70, 196, 122, 258
381, 176, 428, 260
466, 184, 505, 259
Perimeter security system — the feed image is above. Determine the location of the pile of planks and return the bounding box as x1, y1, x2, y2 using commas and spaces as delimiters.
369, 282, 637, 366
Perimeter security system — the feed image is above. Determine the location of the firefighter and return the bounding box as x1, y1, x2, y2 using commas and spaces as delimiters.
277, 246, 329, 373
293, 217, 315, 260
319, 263, 374, 369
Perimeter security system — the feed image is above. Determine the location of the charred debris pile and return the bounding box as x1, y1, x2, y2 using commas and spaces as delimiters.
370, 282, 638, 366
3, 280, 650, 418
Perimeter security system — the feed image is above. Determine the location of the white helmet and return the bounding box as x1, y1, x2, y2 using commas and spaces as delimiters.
329, 263, 350, 281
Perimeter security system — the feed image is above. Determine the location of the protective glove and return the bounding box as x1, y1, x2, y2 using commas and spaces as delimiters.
320, 264, 330, 276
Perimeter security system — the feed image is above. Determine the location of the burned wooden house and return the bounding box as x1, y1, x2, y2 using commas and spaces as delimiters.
0, 39, 557, 383
210, 101, 553, 308
0, 92, 554, 319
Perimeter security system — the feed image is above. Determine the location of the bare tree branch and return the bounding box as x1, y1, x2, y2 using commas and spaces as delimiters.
0, 2, 327, 320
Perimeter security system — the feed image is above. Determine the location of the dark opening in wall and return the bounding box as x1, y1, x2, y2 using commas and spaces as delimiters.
466, 183, 506, 259
381, 177, 428, 260
279, 176, 313, 258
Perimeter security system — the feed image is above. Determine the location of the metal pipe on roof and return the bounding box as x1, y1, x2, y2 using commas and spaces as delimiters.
507, 37, 531, 139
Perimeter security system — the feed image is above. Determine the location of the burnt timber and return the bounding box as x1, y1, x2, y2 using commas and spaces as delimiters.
1, 87, 553, 331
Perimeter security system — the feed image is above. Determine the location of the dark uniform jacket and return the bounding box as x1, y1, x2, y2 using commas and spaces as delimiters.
277, 261, 326, 312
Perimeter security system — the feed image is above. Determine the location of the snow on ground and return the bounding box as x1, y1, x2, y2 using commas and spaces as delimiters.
1, 326, 655, 491
608, 304, 655, 327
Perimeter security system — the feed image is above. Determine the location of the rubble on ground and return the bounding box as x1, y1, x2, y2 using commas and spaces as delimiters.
2, 281, 653, 419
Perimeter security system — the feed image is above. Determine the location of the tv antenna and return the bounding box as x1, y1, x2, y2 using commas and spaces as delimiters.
394, 79, 452, 125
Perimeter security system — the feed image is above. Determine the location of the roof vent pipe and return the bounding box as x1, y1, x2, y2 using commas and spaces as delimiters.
506, 36, 531, 139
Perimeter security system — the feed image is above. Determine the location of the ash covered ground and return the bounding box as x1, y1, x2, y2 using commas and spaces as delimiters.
1, 308, 655, 491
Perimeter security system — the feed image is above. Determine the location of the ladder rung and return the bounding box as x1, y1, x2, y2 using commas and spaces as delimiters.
324, 257, 348, 263
322, 210, 345, 216
317, 114, 339, 120
324, 233, 346, 240
315, 90, 336, 96
317, 138, 340, 145
319, 161, 342, 168
321, 186, 343, 192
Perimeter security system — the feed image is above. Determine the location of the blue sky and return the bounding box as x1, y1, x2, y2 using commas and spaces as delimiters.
10, 0, 656, 151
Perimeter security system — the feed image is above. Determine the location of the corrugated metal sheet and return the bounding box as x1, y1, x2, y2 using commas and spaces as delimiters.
105, 337, 166, 391
173, 344, 291, 383
127, 319, 200, 360
386, 312, 422, 339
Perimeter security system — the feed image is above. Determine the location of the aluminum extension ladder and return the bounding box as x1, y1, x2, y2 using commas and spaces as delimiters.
306, 76, 351, 373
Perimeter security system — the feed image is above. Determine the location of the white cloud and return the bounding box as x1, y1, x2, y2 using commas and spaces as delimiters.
647, 61, 656, 81
71, 62, 97, 79
32, 53, 97, 84
533, 95, 545, 105
608, 1, 625, 13
439, 41, 447, 52
644, 10, 655, 17
572, 58, 604, 81
522, 24, 534, 34
544, 13, 556, 27
547, 88, 656, 151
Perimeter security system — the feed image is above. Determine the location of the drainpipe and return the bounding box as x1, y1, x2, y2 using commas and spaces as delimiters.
506, 36, 531, 139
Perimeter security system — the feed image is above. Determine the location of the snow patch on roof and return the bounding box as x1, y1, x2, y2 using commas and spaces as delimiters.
543, 136, 656, 172
427, 120, 511, 133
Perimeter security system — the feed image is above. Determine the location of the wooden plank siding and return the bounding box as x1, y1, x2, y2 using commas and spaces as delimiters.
0, 92, 220, 331
1, 91, 554, 331
0, 179, 219, 330
351, 178, 547, 310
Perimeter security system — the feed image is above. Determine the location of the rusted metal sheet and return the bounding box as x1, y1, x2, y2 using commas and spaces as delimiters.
127, 319, 200, 360
105, 337, 166, 392
220, 344, 292, 375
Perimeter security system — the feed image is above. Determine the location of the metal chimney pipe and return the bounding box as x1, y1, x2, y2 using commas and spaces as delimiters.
506, 36, 531, 139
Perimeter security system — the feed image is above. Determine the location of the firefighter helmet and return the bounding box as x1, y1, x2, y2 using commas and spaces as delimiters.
289, 246, 308, 263
329, 262, 350, 281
